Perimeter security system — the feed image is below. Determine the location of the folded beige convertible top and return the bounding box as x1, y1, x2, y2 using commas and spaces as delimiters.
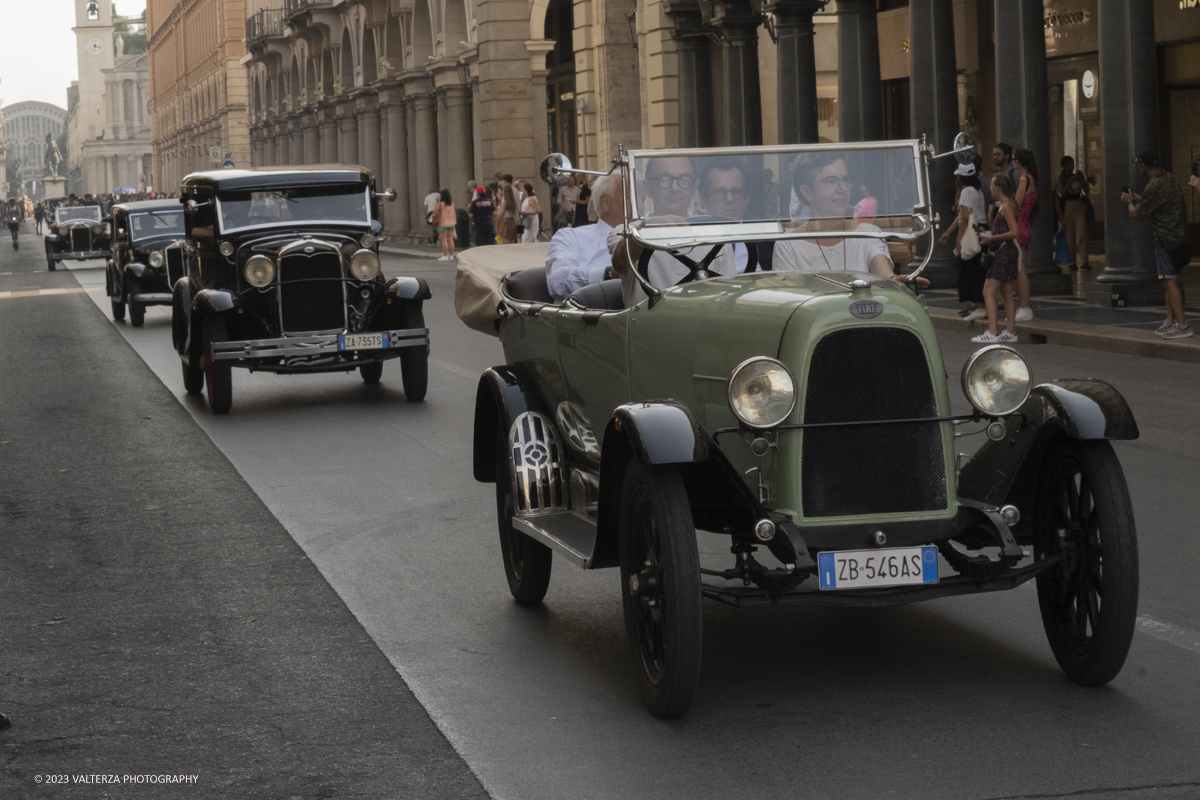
455, 243, 549, 337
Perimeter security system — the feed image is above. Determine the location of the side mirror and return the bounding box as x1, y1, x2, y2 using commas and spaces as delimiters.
952, 132, 977, 165
379, 188, 398, 202
540, 153, 573, 188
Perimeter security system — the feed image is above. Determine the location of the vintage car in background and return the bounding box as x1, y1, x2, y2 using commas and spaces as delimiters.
460, 139, 1140, 718
171, 167, 429, 414
44, 200, 110, 271
106, 199, 186, 326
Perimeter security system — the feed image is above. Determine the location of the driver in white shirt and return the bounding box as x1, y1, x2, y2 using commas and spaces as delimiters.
544, 174, 626, 301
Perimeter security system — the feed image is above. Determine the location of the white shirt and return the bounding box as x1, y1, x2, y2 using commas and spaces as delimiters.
957, 185, 985, 226
545, 219, 615, 301
424, 192, 440, 215
772, 223, 890, 274
607, 225, 748, 307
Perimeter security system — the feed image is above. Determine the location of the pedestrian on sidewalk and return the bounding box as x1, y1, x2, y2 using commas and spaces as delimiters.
34, 201, 45, 234
1054, 156, 1091, 271
434, 189, 457, 261
1012, 147, 1038, 321
469, 187, 496, 246
4, 199, 21, 250
973, 174, 1021, 343
520, 183, 541, 243
496, 182, 520, 244
1123, 148, 1192, 339
988, 143, 1019, 227
573, 177, 594, 227
940, 163, 987, 321
424, 188, 440, 245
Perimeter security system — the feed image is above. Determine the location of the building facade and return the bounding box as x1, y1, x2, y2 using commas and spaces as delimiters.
1, 102, 66, 194
78, 52, 155, 193
147, 0, 252, 191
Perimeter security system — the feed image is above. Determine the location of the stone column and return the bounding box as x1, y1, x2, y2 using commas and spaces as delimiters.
379, 101, 390, 231
909, 0, 959, 289
440, 85, 473, 205
356, 94, 383, 178
995, 0, 1069, 295
338, 102, 359, 165
303, 112, 320, 163
289, 119, 304, 166
412, 90, 439, 232
318, 105, 338, 163
836, 0, 883, 142
276, 124, 289, 165
670, 4, 713, 148
1090, 0, 1160, 298
406, 97, 421, 235
379, 85, 411, 238
710, 1, 763, 147
768, 0, 825, 145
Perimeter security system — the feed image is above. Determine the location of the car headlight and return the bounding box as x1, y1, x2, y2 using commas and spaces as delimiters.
727, 357, 797, 429
219, 241, 235, 257
349, 249, 380, 281
961, 345, 1031, 416
148, 251, 164, 268
244, 254, 275, 287
360, 233, 376, 249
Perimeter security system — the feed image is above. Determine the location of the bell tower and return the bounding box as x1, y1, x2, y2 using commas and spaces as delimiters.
73, 0, 115, 142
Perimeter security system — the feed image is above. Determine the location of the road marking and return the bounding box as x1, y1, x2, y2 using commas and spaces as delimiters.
1136, 615, 1200, 655
428, 357, 478, 381
0, 287, 103, 300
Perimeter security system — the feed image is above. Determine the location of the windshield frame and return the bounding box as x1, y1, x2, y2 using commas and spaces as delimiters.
56, 206, 102, 224
129, 210, 185, 242
214, 185, 372, 234
623, 140, 931, 252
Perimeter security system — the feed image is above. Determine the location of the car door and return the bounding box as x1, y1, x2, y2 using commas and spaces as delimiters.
555, 301, 630, 468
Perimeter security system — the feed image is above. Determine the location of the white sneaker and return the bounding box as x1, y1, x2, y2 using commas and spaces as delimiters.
963, 308, 988, 322
971, 331, 1002, 343
1154, 322, 1173, 336
1015, 307, 1034, 321
998, 331, 1018, 342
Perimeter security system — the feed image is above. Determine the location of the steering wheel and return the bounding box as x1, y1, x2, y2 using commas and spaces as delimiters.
637, 240, 759, 286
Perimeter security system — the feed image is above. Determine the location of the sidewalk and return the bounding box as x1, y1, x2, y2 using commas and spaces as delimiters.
925, 259, 1200, 364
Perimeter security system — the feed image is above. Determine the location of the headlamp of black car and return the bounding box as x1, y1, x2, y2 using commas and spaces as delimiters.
960, 345, 1031, 417
219, 241, 235, 257
148, 251, 164, 268
727, 356, 797, 429
244, 254, 275, 287
349, 249, 380, 281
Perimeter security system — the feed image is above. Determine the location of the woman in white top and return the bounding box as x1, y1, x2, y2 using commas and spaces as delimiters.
520, 182, 541, 243
939, 162, 987, 320
773, 153, 926, 286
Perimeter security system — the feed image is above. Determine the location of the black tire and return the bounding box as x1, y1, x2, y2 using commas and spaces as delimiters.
202, 316, 232, 415
494, 429, 553, 605
181, 358, 204, 395
48, 260, 56, 271
111, 298, 126, 322
400, 306, 428, 401
359, 360, 383, 384
129, 300, 144, 328
1034, 439, 1138, 686
619, 460, 702, 718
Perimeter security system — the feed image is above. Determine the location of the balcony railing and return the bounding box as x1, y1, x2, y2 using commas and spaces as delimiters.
283, 0, 329, 17
245, 8, 286, 43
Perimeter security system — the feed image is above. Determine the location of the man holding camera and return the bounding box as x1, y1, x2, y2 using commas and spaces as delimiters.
1122, 149, 1191, 340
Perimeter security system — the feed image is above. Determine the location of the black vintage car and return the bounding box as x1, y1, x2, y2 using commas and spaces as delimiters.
44, 200, 110, 270
106, 200, 186, 326
171, 167, 430, 414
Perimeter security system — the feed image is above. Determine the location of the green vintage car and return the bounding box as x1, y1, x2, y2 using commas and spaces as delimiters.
466, 139, 1139, 718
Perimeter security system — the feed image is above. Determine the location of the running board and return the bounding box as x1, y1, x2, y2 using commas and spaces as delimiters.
512, 512, 598, 569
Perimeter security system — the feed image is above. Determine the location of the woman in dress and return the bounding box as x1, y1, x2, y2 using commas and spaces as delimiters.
1012, 147, 1038, 320
972, 174, 1021, 343
773, 152, 928, 287
433, 189, 457, 260
495, 182, 520, 243
520, 182, 541, 243
939, 163, 987, 321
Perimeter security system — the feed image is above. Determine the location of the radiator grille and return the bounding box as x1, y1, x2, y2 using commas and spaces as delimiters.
278, 251, 345, 333
165, 248, 184, 288
70, 228, 91, 252
801, 327, 947, 518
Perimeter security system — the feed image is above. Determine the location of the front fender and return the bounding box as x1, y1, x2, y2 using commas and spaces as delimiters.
125, 261, 148, 280
387, 276, 431, 301
959, 379, 1138, 530
472, 364, 549, 483
605, 401, 708, 465
192, 288, 238, 315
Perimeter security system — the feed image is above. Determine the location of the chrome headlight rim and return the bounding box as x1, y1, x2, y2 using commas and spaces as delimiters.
349, 248, 381, 281
218, 241, 235, 257
360, 233, 377, 249
960, 344, 1032, 417
148, 250, 164, 268
726, 355, 798, 430
244, 253, 276, 288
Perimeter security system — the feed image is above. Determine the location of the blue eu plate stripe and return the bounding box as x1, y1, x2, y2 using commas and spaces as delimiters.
338, 334, 345, 350
818, 552, 837, 590
921, 546, 938, 583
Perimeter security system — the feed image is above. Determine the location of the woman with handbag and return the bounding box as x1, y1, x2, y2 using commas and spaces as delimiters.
972, 174, 1021, 343
495, 182, 520, 244
940, 164, 987, 321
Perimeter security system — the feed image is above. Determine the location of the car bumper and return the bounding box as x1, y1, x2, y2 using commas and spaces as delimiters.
131, 292, 172, 305
210, 327, 429, 362
51, 251, 108, 260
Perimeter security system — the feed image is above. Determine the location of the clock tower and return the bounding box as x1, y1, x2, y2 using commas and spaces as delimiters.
69, 0, 115, 192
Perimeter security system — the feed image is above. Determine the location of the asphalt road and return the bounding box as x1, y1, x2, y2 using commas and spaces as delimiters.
5, 220, 1200, 799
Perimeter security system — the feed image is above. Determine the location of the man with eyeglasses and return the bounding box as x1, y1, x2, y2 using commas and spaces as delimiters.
643, 157, 697, 218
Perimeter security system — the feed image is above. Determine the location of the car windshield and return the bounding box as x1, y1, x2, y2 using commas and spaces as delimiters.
130, 211, 184, 240
56, 206, 101, 224
626, 142, 928, 249
216, 184, 369, 232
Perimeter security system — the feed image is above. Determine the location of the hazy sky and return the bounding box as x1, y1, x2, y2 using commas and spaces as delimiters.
0, 0, 146, 110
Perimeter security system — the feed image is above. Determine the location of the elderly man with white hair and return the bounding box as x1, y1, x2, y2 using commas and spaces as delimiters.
544, 174, 625, 301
